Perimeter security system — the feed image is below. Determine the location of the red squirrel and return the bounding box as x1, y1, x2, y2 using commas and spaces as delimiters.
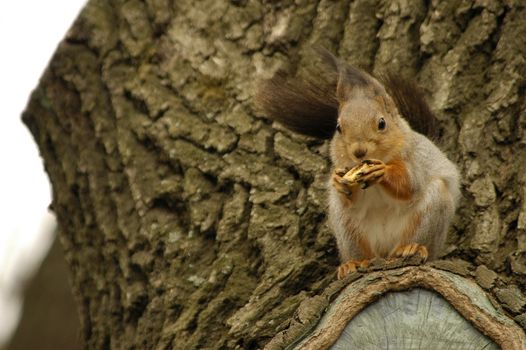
256, 49, 460, 279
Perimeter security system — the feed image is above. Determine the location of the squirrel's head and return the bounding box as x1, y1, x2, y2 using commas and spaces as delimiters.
330, 68, 410, 168
256, 47, 437, 167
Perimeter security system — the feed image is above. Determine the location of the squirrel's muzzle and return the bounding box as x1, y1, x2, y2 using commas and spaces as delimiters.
353, 148, 367, 159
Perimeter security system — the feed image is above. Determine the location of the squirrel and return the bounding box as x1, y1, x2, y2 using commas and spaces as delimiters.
256, 48, 460, 279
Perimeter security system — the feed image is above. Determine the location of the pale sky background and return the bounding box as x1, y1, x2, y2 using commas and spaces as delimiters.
0, 1, 86, 346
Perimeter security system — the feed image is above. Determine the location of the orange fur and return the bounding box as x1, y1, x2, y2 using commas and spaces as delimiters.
380, 159, 413, 200
402, 212, 422, 243
357, 237, 374, 259
389, 212, 427, 259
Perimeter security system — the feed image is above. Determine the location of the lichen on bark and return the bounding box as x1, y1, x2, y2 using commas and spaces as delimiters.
22, 0, 526, 349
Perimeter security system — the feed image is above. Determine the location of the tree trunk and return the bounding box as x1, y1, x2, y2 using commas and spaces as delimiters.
23, 0, 526, 349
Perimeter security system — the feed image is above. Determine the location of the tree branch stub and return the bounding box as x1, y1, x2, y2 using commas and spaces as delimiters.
278, 265, 525, 350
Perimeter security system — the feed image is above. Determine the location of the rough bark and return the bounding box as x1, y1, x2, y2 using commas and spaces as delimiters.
22, 0, 526, 349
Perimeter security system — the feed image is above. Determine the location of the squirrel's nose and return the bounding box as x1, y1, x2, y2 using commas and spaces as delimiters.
353, 148, 367, 159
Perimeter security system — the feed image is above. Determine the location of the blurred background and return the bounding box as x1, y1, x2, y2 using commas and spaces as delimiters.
0, 1, 85, 349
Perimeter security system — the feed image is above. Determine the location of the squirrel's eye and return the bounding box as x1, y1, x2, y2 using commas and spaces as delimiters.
378, 118, 386, 131
336, 123, 342, 133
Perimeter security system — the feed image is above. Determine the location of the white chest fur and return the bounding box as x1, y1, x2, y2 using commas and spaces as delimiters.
351, 187, 414, 257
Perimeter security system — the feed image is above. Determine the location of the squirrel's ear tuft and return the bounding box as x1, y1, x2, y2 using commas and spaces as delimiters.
255, 61, 339, 139
336, 65, 372, 102
380, 73, 439, 139
314, 47, 377, 102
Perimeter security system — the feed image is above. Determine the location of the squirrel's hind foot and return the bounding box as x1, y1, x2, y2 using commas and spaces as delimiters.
391, 243, 428, 261
337, 259, 370, 279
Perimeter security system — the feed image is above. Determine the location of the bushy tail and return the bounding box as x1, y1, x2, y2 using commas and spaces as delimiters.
255, 53, 340, 140
380, 73, 439, 140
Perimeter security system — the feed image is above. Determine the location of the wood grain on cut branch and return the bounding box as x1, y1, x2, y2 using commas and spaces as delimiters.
330, 289, 497, 350
279, 265, 525, 350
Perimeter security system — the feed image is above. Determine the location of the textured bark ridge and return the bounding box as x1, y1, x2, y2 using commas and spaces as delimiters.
23, 0, 526, 349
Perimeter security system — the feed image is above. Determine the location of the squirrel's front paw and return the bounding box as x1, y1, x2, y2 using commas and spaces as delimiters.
332, 170, 356, 197
337, 259, 370, 279
342, 160, 386, 189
